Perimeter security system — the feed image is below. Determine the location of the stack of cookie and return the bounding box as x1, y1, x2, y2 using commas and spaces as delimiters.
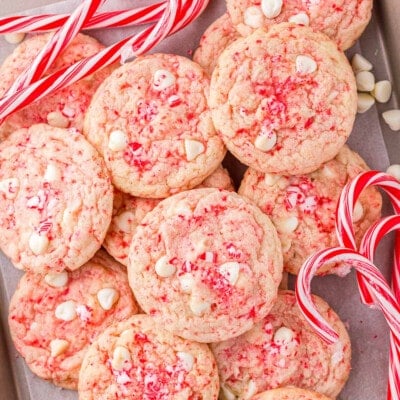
0, 0, 382, 399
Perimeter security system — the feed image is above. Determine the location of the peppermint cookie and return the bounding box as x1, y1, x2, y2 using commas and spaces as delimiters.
0, 33, 114, 140
238, 145, 382, 275
0, 124, 113, 273
211, 290, 351, 399
209, 24, 357, 175
128, 188, 283, 342
193, 13, 240, 75
104, 165, 234, 265
251, 387, 332, 400
78, 314, 219, 399
8, 250, 138, 389
84, 53, 226, 198
227, 0, 372, 50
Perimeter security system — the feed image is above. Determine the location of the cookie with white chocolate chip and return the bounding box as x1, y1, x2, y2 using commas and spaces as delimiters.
8, 250, 139, 389
103, 165, 234, 266
227, 0, 372, 50
0, 32, 115, 140
78, 314, 220, 399
211, 290, 351, 399
83, 53, 226, 198
128, 188, 283, 343
239, 145, 382, 275
209, 23, 357, 175
0, 124, 113, 273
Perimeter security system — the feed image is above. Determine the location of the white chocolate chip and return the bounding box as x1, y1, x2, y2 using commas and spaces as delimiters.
179, 273, 195, 293
386, 164, 400, 181
112, 346, 131, 371
62, 199, 82, 229
353, 201, 364, 223
288, 12, 309, 25
254, 131, 277, 152
244, 6, 264, 28
221, 385, 236, 400
55, 300, 77, 321
261, 0, 283, 18
276, 216, 299, 233
296, 55, 317, 74
108, 130, 127, 151
50, 339, 69, 357
44, 164, 61, 182
264, 173, 281, 186
372, 80, 392, 103
356, 71, 375, 92
218, 262, 240, 285
357, 93, 375, 114
184, 139, 205, 161
4, 32, 25, 44
114, 211, 135, 233
351, 53, 373, 73
189, 296, 211, 316
46, 111, 69, 128
0, 178, 19, 199
29, 232, 49, 255
244, 380, 258, 399
44, 271, 68, 288
177, 351, 195, 371
97, 288, 119, 311
153, 69, 176, 91
331, 341, 344, 365
382, 109, 400, 131
273, 326, 294, 344
155, 256, 176, 278
281, 238, 292, 253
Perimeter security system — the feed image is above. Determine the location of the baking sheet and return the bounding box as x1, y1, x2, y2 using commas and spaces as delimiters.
0, 0, 398, 399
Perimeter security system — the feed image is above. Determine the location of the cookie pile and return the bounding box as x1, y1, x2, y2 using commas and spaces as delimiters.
0, 1, 382, 399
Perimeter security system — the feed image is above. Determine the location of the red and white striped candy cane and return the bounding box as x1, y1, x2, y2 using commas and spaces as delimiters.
295, 246, 400, 345
7, 0, 105, 94
336, 171, 400, 305
0, 3, 165, 33
360, 216, 400, 400
0, 0, 209, 122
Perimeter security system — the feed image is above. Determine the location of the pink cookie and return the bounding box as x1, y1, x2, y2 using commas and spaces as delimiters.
8, 250, 139, 389
209, 24, 357, 175
104, 165, 234, 265
0, 124, 113, 273
211, 290, 351, 399
238, 145, 382, 275
193, 13, 241, 75
128, 188, 283, 343
251, 387, 332, 400
0, 33, 114, 140
227, 0, 372, 50
84, 53, 226, 198
78, 314, 220, 399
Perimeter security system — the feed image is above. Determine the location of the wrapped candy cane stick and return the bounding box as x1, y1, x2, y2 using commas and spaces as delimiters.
7, 0, 105, 94
295, 246, 400, 344
0, 3, 165, 33
0, 0, 209, 122
336, 171, 400, 305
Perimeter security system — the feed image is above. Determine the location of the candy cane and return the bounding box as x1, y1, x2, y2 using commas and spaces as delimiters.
0, 0, 209, 122
359, 216, 400, 400
7, 0, 105, 94
336, 171, 400, 305
0, 3, 165, 33
295, 246, 400, 344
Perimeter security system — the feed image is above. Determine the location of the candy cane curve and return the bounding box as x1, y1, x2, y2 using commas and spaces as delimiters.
0, 0, 210, 122
336, 171, 400, 305
0, 3, 166, 33
295, 246, 400, 344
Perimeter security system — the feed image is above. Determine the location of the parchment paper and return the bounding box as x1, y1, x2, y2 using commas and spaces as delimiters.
0, 1, 398, 399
